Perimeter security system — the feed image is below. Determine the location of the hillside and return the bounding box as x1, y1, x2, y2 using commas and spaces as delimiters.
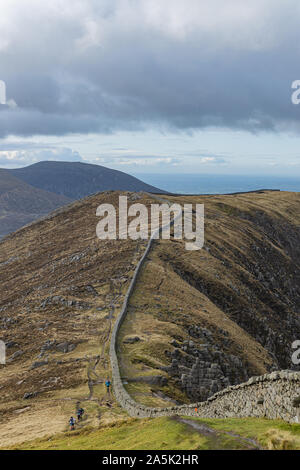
0, 190, 299, 448
0, 161, 165, 238
0, 191, 152, 446
9, 161, 166, 199
120, 191, 300, 406
0, 170, 71, 239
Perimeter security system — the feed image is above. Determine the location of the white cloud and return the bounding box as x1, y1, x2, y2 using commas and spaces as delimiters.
95, 155, 179, 166
0, 146, 82, 167
199, 156, 226, 164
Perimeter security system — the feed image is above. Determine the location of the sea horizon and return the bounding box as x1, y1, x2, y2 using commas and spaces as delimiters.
133, 173, 300, 195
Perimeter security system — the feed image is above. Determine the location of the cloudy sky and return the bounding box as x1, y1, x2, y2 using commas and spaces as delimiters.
0, 0, 300, 176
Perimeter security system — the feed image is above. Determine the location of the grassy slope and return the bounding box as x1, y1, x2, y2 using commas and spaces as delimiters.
119, 191, 300, 405
0, 192, 154, 447
8, 417, 300, 451
1, 190, 300, 449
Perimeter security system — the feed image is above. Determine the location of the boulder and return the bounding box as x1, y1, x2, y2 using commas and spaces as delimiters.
123, 336, 141, 344
56, 342, 77, 353
23, 392, 38, 399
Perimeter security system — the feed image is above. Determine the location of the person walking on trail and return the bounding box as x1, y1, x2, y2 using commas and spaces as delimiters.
69, 416, 76, 431
105, 378, 111, 394
77, 408, 84, 421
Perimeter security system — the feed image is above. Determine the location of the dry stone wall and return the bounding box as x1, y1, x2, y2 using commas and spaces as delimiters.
109, 202, 300, 423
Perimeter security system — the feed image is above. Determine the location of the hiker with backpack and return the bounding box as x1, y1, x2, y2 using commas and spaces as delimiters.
105, 378, 111, 394
77, 407, 84, 421
69, 416, 76, 431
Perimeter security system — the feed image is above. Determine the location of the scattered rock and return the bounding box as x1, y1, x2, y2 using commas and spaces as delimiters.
56, 342, 77, 353
123, 336, 141, 344
7, 350, 23, 362
30, 360, 48, 370
40, 296, 91, 310
14, 407, 31, 414
85, 285, 99, 296
23, 392, 38, 399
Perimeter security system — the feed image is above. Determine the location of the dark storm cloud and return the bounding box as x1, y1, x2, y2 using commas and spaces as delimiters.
1, 0, 300, 138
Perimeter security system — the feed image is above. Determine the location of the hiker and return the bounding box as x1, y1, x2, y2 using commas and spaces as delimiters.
69, 416, 76, 431
77, 407, 84, 421
105, 378, 111, 394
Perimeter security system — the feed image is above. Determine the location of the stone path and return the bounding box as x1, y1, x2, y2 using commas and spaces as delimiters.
176, 417, 263, 450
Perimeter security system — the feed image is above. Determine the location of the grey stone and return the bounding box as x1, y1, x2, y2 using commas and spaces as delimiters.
23, 392, 38, 399
30, 361, 48, 370
123, 336, 141, 344
7, 350, 23, 362
56, 342, 69, 353
292, 396, 300, 408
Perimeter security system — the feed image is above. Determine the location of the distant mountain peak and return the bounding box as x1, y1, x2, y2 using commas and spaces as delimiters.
0, 161, 165, 238
9, 161, 165, 200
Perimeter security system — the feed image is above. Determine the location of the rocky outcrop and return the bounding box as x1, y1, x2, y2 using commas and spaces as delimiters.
164, 333, 248, 401
40, 296, 91, 310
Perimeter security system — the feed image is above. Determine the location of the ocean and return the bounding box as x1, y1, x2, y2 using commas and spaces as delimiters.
135, 174, 300, 195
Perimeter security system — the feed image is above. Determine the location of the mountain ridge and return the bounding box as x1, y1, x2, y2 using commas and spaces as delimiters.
0, 161, 166, 238
0, 169, 71, 239
9, 161, 166, 199
0, 190, 299, 446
